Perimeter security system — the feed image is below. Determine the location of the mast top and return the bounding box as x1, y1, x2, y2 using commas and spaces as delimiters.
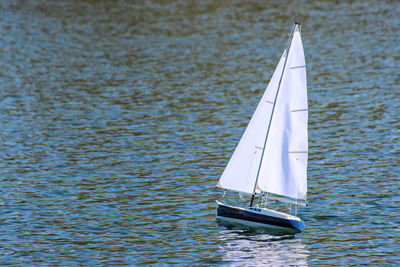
294, 22, 301, 33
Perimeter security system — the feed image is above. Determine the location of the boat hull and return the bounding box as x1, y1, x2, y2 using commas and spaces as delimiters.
216, 202, 305, 234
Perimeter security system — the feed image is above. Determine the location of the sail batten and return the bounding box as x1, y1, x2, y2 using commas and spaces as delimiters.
290, 65, 306, 69
291, 109, 308, 112
217, 23, 307, 202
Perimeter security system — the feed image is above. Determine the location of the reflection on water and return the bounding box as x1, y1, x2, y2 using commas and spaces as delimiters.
218, 230, 309, 266
216, 219, 301, 236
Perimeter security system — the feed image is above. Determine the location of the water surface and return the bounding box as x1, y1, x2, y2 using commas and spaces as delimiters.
0, 0, 399, 265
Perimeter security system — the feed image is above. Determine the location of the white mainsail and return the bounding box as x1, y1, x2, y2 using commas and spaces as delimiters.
217, 24, 307, 201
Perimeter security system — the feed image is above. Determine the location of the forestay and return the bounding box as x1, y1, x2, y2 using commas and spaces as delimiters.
217, 24, 308, 201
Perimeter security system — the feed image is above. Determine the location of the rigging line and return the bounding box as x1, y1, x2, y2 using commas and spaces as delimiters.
250, 23, 300, 207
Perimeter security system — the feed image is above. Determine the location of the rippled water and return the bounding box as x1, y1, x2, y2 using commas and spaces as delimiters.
0, 0, 399, 265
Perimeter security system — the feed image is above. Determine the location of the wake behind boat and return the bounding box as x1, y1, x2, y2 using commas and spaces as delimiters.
216, 22, 308, 234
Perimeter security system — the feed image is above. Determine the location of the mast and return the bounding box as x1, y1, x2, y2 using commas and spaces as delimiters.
250, 22, 300, 207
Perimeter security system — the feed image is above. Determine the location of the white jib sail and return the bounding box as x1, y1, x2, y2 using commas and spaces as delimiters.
217, 24, 307, 201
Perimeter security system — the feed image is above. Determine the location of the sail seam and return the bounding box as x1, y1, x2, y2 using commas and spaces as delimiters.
289, 151, 308, 154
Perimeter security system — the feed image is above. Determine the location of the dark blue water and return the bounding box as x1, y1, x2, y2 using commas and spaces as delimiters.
0, 0, 399, 265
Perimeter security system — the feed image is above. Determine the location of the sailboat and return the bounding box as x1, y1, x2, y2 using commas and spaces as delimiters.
216, 22, 308, 234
